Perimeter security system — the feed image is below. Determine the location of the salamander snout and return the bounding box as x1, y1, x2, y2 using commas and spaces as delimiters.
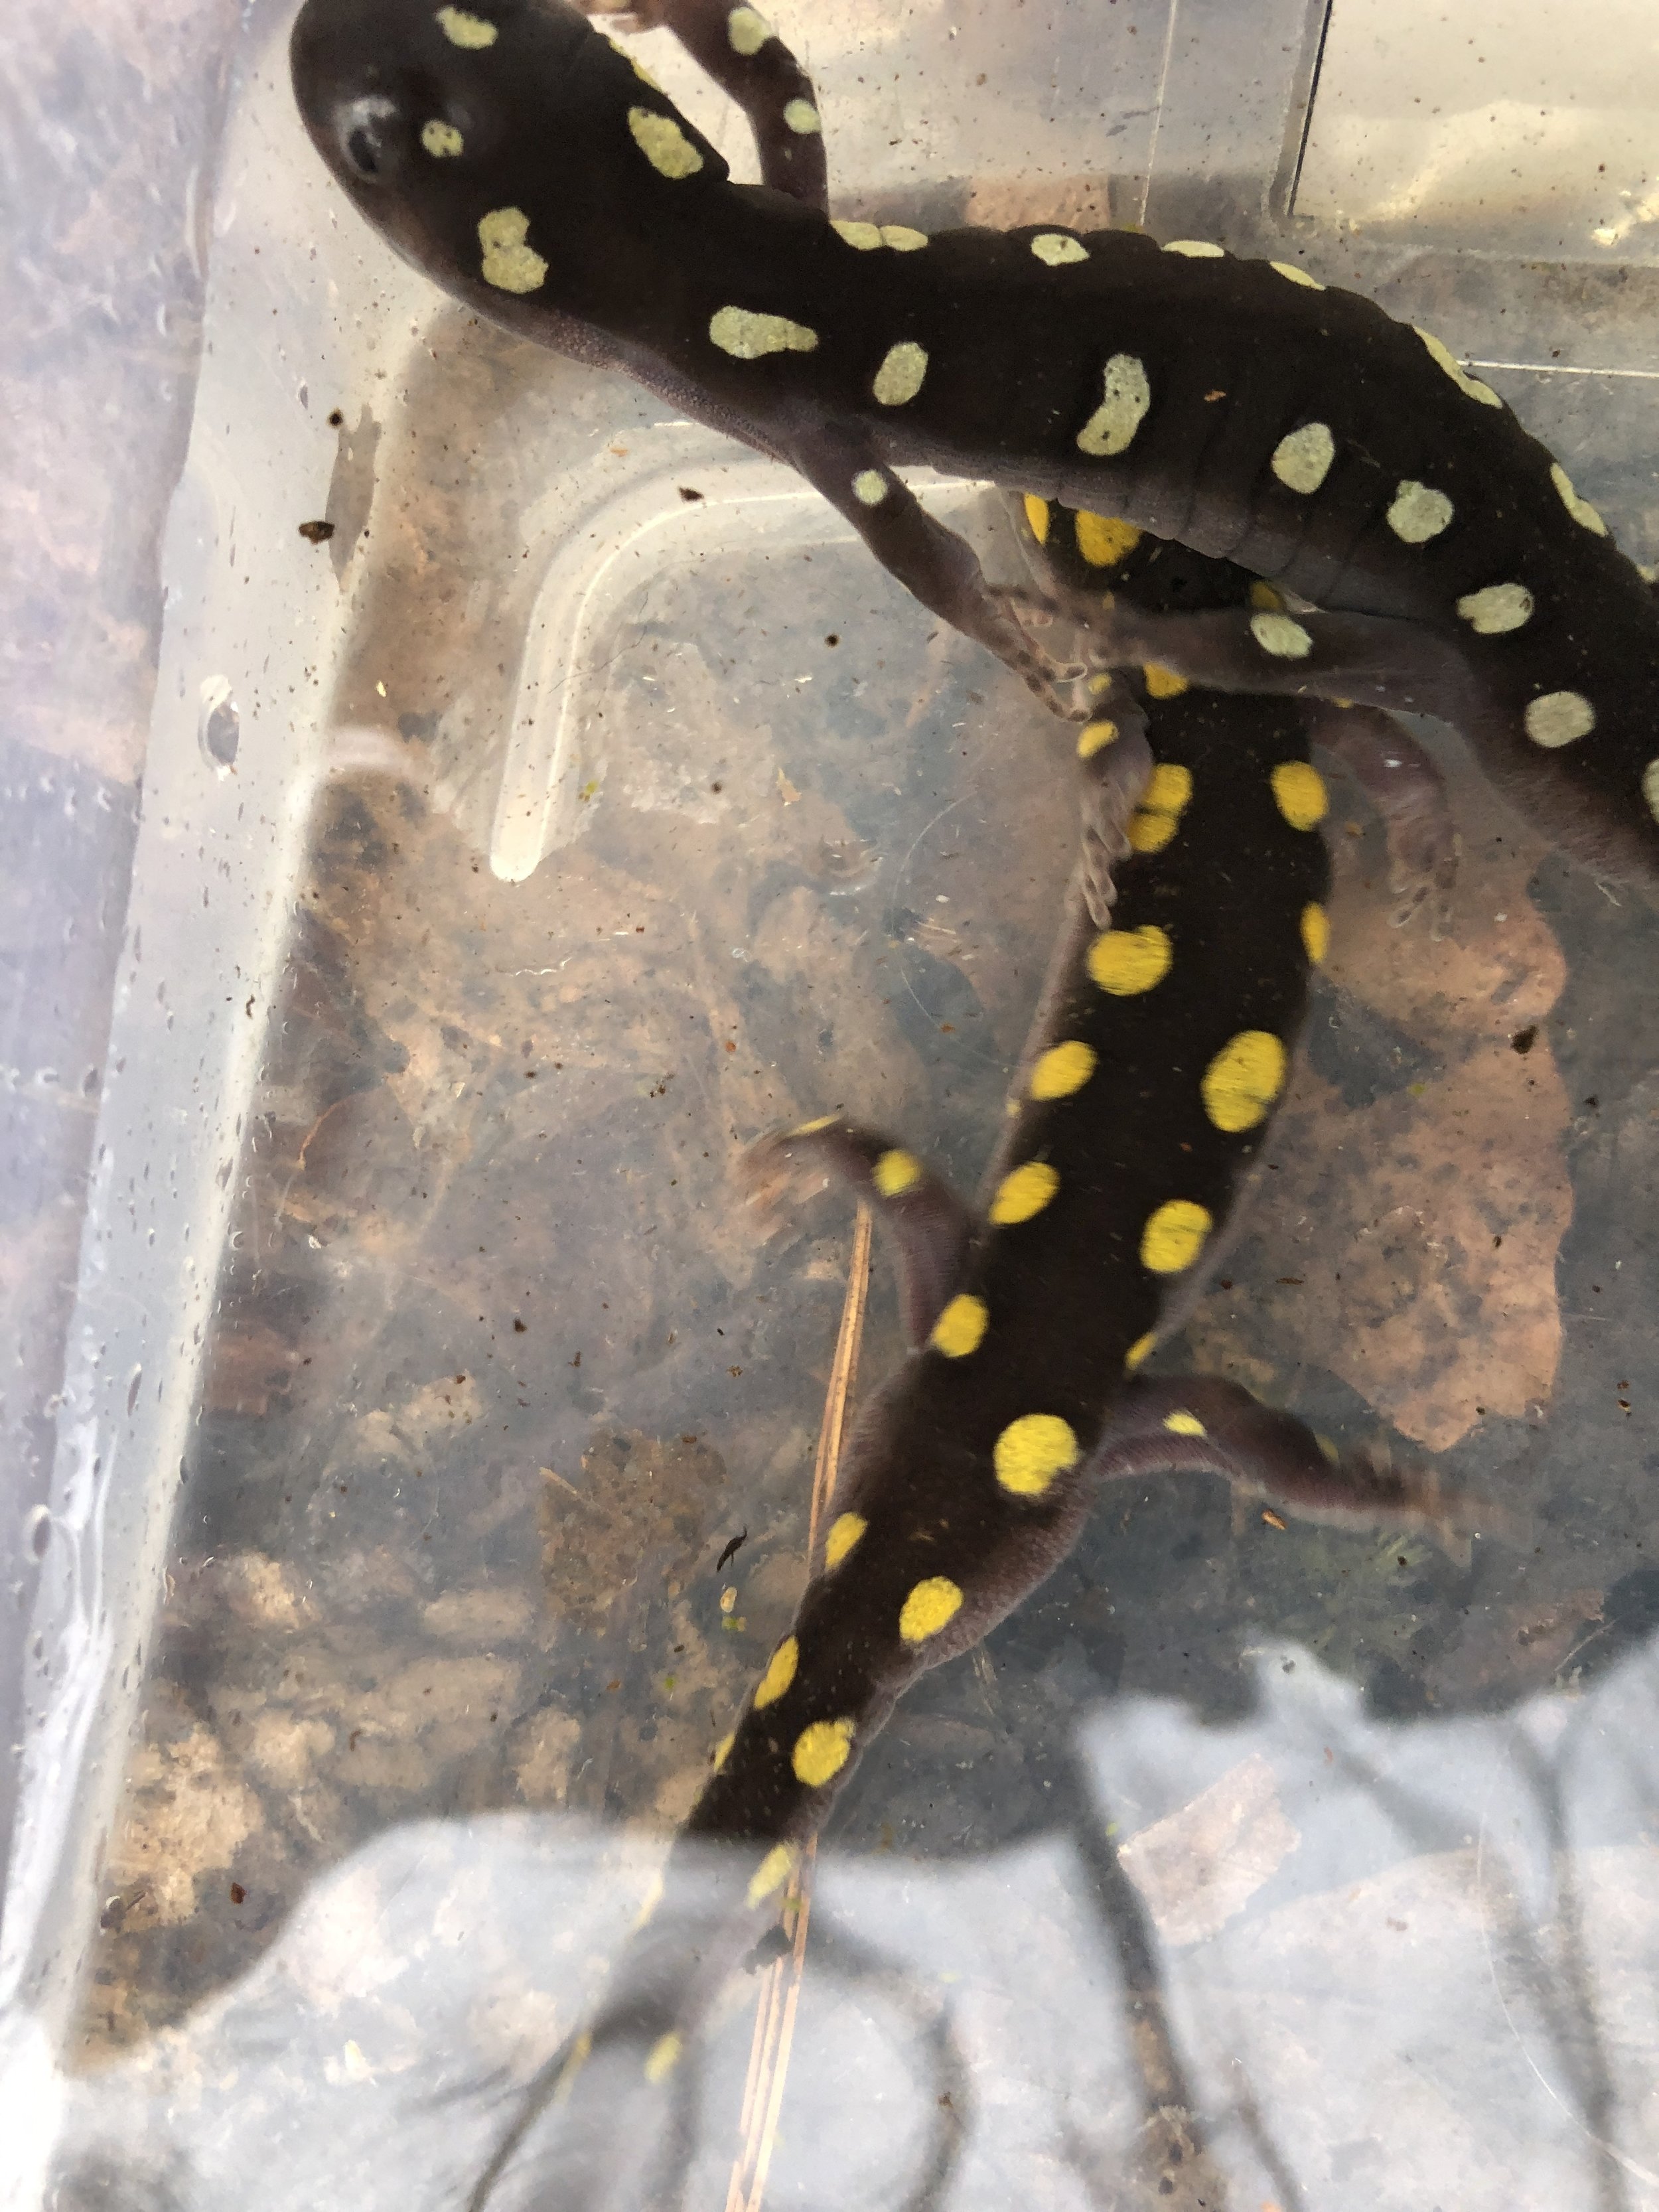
290, 0, 441, 192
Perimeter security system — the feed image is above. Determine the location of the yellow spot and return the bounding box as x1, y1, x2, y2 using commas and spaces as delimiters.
747, 1842, 797, 1907
792, 1716, 854, 1787
421, 119, 463, 157
713, 1730, 735, 1770
1201, 1029, 1287, 1134
1549, 465, 1611, 543
1301, 902, 1330, 965
1271, 759, 1327, 830
1031, 232, 1090, 265
1163, 1410, 1206, 1436
784, 98, 820, 134
873, 340, 928, 406
632, 1868, 666, 1931
1270, 421, 1334, 494
1162, 238, 1224, 256
709, 306, 818, 358
720, 1585, 737, 1613
478, 207, 546, 293
628, 107, 703, 181
1316, 1433, 1340, 1464
1031, 1039, 1096, 1100
1270, 259, 1323, 288
930, 1294, 988, 1358
727, 5, 772, 56
1074, 510, 1141, 567
1140, 1198, 1212, 1274
1145, 759, 1193, 810
881, 225, 929, 250
607, 38, 662, 90
1549, 461, 1607, 536
853, 469, 889, 506
1415, 327, 1502, 407
831, 218, 883, 250
993, 1412, 1080, 1497
553, 2028, 593, 2106
1077, 718, 1118, 758
435, 6, 496, 48
788, 1114, 836, 1135
1251, 610, 1313, 660
1087, 923, 1173, 995
644, 2032, 683, 2085
1386, 479, 1453, 545
1644, 759, 1659, 826
1248, 580, 1284, 611
824, 1512, 867, 1568
1125, 1332, 1157, 1371
899, 1576, 964, 1644
1524, 691, 1595, 749
989, 1160, 1060, 1224
1024, 494, 1051, 544
1127, 760, 1193, 853
1456, 581, 1533, 634
873, 1148, 921, 1197
1077, 355, 1151, 457
753, 1635, 798, 1709
1142, 662, 1189, 698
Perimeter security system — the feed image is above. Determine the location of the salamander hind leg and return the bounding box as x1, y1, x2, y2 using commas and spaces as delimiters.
1090, 1375, 1525, 1568
1061, 600, 1479, 725
1310, 701, 1459, 936
745, 1117, 975, 1347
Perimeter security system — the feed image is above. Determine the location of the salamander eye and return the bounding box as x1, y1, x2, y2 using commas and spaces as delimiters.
336, 95, 404, 181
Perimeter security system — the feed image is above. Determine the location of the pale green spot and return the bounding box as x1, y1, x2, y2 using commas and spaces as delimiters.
709, 306, 819, 358
873, 340, 928, 406
628, 107, 703, 181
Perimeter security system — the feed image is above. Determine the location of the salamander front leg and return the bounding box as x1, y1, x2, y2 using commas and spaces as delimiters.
1074, 695, 1153, 930
788, 431, 1084, 707
577, 0, 830, 207
1090, 1374, 1522, 1567
745, 1117, 975, 1347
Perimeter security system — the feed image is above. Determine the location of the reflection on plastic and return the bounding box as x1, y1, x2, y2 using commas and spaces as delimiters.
41, 1639, 1659, 2209
491, 461, 988, 885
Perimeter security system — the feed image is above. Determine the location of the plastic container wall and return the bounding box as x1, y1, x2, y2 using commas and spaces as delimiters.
5, 2, 1658, 2206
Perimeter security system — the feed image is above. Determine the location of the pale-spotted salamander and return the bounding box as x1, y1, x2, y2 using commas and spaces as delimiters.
291, 0, 1659, 881
461, 510, 1500, 2203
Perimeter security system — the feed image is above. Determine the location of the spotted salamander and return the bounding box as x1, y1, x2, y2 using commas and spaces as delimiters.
291, 0, 1659, 883
461, 510, 1501, 2203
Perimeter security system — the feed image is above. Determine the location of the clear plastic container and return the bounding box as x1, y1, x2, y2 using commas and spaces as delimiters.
5, 1, 1658, 2205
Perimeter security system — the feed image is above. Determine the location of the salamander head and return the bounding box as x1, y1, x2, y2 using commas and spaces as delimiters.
290, 0, 727, 317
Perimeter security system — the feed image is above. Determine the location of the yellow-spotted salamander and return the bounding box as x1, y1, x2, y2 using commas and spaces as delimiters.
291, 0, 1659, 881
282, 10, 1504, 2194
461, 507, 1500, 2204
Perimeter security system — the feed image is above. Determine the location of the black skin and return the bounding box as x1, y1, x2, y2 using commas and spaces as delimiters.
713, 1528, 747, 1574
291, 0, 1659, 880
